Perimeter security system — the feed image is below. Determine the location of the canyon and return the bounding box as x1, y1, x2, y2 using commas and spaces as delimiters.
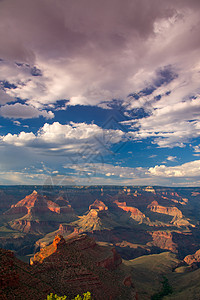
0, 234, 137, 300
1, 185, 200, 299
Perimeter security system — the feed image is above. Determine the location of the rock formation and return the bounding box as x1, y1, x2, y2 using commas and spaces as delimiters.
30, 234, 137, 299
148, 231, 178, 253
10, 219, 58, 234
89, 199, 108, 211
114, 200, 146, 223
184, 249, 200, 265
0, 190, 16, 213
5, 190, 75, 215
5, 191, 77, 234
0, 234, 138, 299
0, 248, 52, 300
148, 201, 183, 218
147, 200, 192, 227
71, 208, 118, 231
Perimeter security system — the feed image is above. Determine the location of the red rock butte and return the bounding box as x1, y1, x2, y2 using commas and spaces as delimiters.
148, 201, 183, 218
89, 199, 108, 211
114, 200, 146, 223
184, 249, 200, 265
4, 191, 76, 234
5, 190, 74, 215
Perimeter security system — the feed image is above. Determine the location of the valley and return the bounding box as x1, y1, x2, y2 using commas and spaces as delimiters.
1, 185, 200, 299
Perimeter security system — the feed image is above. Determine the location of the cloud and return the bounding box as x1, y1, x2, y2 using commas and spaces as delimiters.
0, 154, 199, 185
0, 0, 199, 110
0, 89, 15, 105
148, 160, 200, 177
0, 170, 47, 185
125, 96, 200, 148
0, 0, 200, 185
193, 145, 200, 153
68, 163, 147, 179
1, 0, 199, 148
167, 156, 177, 162
1, 121, 127, 154
13, 120, 29, 128
65, 159, 200, 186
0, 103, 54, 119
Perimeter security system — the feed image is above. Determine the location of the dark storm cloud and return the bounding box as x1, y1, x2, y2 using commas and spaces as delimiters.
0, 0, 200, 155
0, 0, 199, 108
0, 0, 198, 59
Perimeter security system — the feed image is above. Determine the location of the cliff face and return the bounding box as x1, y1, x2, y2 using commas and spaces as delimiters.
147, 230, 199, 258
10, 219, 58, 234
5, 190, 48, 214
0, 190, 16, 213
4, 206, 28, 215
0, 234, 138, 300
0, 248, 52, 300
5, 191, 76, 234
148, 201, 183, 218
147, 201, 192, 228
71, 208, 118, 232
30, 234, 137, 300
148, 231, 178, 253
2, 186, 199, 265
89, 199, 108, 211
5, 190, 74, 216
184, 249, 200, 265
160, 191, 188, 204
96, 247, 122, 271
58, 224, 80, 235
114, 200, 146, 223
0, 249, 19, 289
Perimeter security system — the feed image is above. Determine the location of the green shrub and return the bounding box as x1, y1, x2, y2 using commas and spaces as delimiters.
45, 291, 93, 300
46, 294, 67, 300
151, 276, 173, 300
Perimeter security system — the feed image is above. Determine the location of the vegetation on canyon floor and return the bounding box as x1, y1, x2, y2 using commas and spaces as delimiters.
46, 292, 93, 300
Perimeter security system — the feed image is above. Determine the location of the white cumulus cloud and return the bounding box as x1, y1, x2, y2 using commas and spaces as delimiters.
1, 121, 127, 154
148, 160, 200, 177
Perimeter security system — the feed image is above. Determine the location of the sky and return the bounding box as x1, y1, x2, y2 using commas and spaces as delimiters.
0, 0, 200, 186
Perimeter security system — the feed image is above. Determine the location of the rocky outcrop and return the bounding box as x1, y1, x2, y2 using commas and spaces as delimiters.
148, 231, 178, 253
0, 190, 17, 213
144, 186, 156, 193
148, 230, 199, 258
147, 201, 192, 227
71, 209, 118, 231
5, 190, 75, 216
184, 249, 200, 265
5, 190, 48, 215
0, 248, 52, 300
160, 191, 188, 205
33, 224, 82, 250
30, 234, 137, 300
123, 275, 133, 287
96, 247, 122, 270
148, 201, 183, 218
1, 234, 137, 300
191, 192, 200, 196
10, 219, 58, 234
89, 199, 108, 211
3, 206, 28, 215
5, 191, 77, 234
0, 249, 19, 289
58, 224, 80, 235
114, 200, 146, 223
32, 234, 121, 270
